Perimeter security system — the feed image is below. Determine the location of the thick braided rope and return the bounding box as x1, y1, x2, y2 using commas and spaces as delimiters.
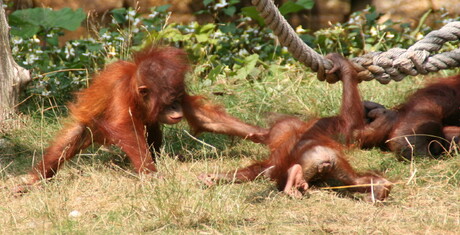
252, 0, 460, 83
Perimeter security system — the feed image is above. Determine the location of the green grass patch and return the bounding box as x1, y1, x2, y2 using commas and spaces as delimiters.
1, 62, 459, 234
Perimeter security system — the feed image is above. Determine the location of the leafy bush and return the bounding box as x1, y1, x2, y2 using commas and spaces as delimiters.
310, 7, 433, 56
9, 7, 85, 41
10, 2, 456, 105
196, 0, 314, 25
10, 7, 170, 102
9, 5, 294, 103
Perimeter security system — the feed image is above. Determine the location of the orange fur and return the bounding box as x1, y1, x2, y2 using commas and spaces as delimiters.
200, 54, 391, 201
361, 75, 460, 159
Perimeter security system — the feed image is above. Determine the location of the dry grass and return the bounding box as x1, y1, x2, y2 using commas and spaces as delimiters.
1, 63, 459, 234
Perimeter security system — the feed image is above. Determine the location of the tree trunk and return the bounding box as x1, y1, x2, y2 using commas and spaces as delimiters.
0, 0, 31, 122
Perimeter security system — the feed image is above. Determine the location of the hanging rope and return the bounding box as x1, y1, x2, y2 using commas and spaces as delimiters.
251, 0, 460, 84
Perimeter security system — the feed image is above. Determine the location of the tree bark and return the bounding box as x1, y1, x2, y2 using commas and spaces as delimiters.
0, 0, 31, 122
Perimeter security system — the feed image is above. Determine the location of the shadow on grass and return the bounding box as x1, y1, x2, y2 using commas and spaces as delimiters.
0, 135, 37, 177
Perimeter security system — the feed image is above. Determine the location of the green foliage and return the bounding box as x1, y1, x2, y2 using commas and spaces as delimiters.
240, 6, 265, 25
146, 18, 288, 78
11, 36, 104, 101
10, 7, 171, 103
196, 0, 314, 26
9, 8, 85, 39
9, 4, 458, 105
311, 7, 434, 56
242, 0, 314, 26
279, 0, 314, 16
195, 0, 242, 19
233, 54, 259, 80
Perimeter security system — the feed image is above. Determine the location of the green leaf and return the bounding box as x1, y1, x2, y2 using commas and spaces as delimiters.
8, 14, 40, 37
195, 33, 210, 43
223, 6, 236, 16
9, 7, 85, 32
296, 0, 315, 9
198, 23, 216, 33
162, 28, 189, 41
50, 8, 86, 31
207, 64, 224, 81
156, 4, 171, 12
219, 23, 237, 34
279, 1, 304, 16
111, 8, 127, 24
241, 7, 265, 26
235, 54, 259, 80
86, 43, 103, 52
365, 7, 379, 25
9, 8, 48, 26
46, 35, 59, 46
203, 0, 213, 6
